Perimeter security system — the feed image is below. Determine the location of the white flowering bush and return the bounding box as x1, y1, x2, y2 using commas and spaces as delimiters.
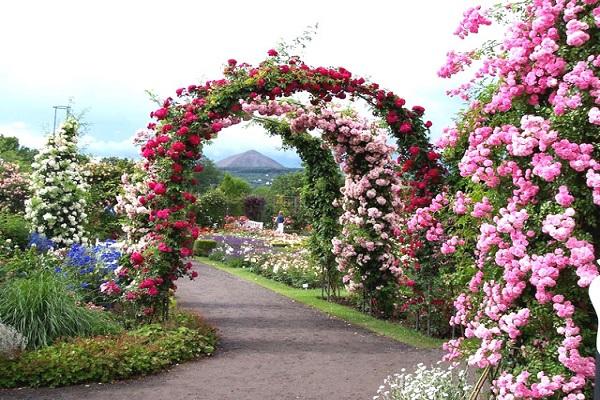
0, 322, 27, 360
25, 118, 88, 247
374, 363, 472, 400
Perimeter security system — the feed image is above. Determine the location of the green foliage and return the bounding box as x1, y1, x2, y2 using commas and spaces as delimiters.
0, 270, 121, 349
0, 213, 29, 250
193, 239, 218, 257
216, 173, 251, 216
0, 135, 37, 171
0, 248, 58, 285
0, 310, 217, 388
195, 188, 229, 227
219, 172, 251, 199
193, 157, 223, 194
256, 118, 343, 296
82, 158, 135, 240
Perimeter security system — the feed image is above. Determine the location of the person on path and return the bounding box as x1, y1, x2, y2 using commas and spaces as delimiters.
275, 211, 284, 234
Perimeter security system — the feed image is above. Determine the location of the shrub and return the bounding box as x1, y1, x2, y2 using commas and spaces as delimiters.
0, 247, 59, 285
0, 310, 217, 388
243, 195, 266, 221
0, 271, 121, 349
0, 213, 29, 250
196, 189, 228, 227
193, 239, 217, 257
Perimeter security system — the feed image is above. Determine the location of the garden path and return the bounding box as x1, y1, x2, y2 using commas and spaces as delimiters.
2, 261, 442, 400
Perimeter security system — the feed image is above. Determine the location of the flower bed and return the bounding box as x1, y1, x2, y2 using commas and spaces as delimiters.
203, 234, 321, 289
0, 310, 216, 388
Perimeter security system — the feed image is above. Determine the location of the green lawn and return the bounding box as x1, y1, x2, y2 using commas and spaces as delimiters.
197, 257, 443, 349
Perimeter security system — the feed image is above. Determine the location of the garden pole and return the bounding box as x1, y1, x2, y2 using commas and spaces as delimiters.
588, 275, 600, 399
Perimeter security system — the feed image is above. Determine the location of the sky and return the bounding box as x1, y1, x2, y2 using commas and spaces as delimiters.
0, 0, 485, 167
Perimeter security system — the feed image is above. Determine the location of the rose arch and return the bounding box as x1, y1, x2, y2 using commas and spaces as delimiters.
115, 51, 441, 319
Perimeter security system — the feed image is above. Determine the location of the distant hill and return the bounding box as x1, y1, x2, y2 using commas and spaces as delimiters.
215, 150, 299, 187
216, 150, 286, 170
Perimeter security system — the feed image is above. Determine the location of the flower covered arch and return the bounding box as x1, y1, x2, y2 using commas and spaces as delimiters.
119, 51, 440, 317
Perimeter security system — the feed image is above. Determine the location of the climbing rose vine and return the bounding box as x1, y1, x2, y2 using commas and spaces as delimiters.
427, 1, 600, 398
25, 119, 88, 247
116, 51, 439, 318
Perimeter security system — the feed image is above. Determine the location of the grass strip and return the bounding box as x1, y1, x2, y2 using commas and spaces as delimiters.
197, 257, 443, 350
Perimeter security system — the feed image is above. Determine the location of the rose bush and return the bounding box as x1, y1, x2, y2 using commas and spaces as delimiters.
25, 119, 88, 247
422, 1, 600, 397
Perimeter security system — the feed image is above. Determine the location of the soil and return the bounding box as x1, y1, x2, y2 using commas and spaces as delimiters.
2, 261, 442, 400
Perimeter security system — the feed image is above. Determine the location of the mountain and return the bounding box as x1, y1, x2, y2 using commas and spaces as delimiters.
216, 150, 287, 170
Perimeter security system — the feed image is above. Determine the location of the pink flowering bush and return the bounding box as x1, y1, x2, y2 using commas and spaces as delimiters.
0, 159, 29, 213
431, 1, 600, 398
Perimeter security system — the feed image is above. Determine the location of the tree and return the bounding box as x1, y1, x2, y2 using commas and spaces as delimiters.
218, 173, 251, 198
193, 157, 223, 194
0, 135, 37, 170
195, 189, 228, 227
25, 118, 88, 247
243, 195, 266, 221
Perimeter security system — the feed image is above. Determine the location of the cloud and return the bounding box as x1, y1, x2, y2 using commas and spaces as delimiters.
0, 121, 48, 149
79, 134, 139, 159
0, 0, 496, 165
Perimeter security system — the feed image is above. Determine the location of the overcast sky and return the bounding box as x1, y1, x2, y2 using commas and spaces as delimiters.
0, 0, 486, 167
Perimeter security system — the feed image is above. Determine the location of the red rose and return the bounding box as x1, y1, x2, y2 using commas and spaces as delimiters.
171, 141, 186, 153
147, 286, 159, 296
394, 98, 406, 107
425, 120, 433, 128
399, 122, 412, 133
412, 105, 425, 115
406, 279, 415, 287
141, 148, 155, 159
176, 88, 185, 96
191, 271, 199, 279
157, 135, 170, 144
211, 122, 223, 132
172, 163, 183, 173
271, 87, 282, 96
173, 220, 188, 229
267, 49, 278, 56
427, 151, 439, 161
193, 164, 204, 173
130, 252, 144, 265
409, 146, 420, 156
139, 278, 155, 289
153, 108, 168, 120
177, 126, 189, 136
180, 247, 193, 257
161, 124, 173, 132
154, 182, 166, 195
188, 135, 201, 145
386, 111, 399, 125
227, 58, 237, 66
279, 65, 290, 73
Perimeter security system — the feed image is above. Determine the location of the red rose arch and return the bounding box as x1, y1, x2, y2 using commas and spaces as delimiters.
118, 50, 440, 318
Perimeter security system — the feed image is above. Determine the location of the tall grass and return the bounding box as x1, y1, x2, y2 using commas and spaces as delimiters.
0, 271, 121, 349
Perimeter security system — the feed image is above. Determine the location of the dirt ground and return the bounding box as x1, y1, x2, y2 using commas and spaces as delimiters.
2, 262, 442, 400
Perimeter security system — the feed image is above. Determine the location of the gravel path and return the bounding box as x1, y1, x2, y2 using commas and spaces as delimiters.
2, 262, 442, 400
